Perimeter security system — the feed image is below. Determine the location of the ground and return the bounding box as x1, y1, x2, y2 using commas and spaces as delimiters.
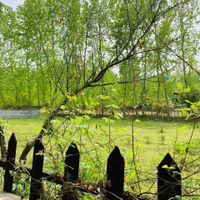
0, 117, 200, 199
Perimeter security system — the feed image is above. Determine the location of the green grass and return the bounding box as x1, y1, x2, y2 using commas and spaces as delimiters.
0, 118, 43, 160
1, 117, 200, 198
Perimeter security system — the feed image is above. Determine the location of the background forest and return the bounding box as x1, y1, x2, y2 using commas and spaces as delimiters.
0, 0, 200, 114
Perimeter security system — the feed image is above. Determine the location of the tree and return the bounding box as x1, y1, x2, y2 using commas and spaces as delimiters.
17, 0, 194, 161
0, 0, 199, 160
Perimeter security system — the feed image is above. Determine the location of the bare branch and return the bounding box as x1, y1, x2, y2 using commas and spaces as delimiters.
19, 0, 185, 161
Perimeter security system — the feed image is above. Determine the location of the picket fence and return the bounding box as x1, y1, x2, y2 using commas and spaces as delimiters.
0, 133, 182, 200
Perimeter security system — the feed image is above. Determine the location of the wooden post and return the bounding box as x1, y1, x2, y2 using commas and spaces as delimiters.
64, 143, 80, 181
106, 146, 124, 200
158, 153, 181, 200
62, 143, 80, 200
3, 133, 17, 193
30, 140, 44, 200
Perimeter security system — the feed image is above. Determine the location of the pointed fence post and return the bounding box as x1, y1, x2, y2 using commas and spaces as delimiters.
106, 146, 124, 200
158, 153, 181, 200
3, 133, 17, 193
62, 143, 80, 200
30, 140, 44, 200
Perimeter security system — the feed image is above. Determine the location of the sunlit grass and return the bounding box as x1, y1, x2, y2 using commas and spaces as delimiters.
1, 117, 199, 197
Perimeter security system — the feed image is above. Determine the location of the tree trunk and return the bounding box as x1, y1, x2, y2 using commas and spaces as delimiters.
0, 126, 7, 159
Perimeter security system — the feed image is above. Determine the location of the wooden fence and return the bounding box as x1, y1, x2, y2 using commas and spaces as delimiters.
0, 133, 182, 200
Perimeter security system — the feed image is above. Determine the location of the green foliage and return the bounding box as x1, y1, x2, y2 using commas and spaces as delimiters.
0, 0, 200, 198
0, 0, 199, 112
1, 117, 200, 198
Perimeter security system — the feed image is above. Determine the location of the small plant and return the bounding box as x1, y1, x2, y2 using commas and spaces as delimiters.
144, 136, 151, 145
159, 134, 165, 145
160, 127, 164, 133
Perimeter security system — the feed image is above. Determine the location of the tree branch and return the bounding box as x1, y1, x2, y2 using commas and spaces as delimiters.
19, 0, 186, 161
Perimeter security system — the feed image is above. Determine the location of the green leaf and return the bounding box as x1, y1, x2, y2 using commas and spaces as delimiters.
83, 115, 90, 121
40, 107, 47, 113
106, 104, 119, 109
135, 119, 141, 123
102, 117, 109, 123
183, 87, 191, 93
177, 82, 183, 90
185, 99, 192, 105
114, 112, 123, 119
162, 164, 175, 170
67, 95, 77, 102
35, 150, 44, 156
162, 164, 169, 169
60, 105, 66, 110
98, 95, 110, 100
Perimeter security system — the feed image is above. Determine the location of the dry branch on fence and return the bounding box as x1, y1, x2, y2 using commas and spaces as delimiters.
0, 126, 7, 159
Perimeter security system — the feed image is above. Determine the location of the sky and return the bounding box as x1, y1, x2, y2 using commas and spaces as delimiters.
0, 0, 24, 9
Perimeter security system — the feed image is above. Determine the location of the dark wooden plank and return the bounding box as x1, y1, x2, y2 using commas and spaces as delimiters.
30, 139, 44, 200
64, 143, 80, 181
3, 133, 17, 193
158, 153, 181, 200
1, 158, 98, 196
62, 143, 80, 200
106, 146, 124, 200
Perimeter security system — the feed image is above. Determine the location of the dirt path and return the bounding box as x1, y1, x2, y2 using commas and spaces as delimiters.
0, 109, 40, 118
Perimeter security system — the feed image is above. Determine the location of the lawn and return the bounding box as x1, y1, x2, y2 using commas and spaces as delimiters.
1, 117, 200, 198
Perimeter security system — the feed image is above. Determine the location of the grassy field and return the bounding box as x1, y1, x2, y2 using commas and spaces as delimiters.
1, 117, 200, 198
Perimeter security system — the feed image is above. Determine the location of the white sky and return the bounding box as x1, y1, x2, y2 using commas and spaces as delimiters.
0, 0, 24, 9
